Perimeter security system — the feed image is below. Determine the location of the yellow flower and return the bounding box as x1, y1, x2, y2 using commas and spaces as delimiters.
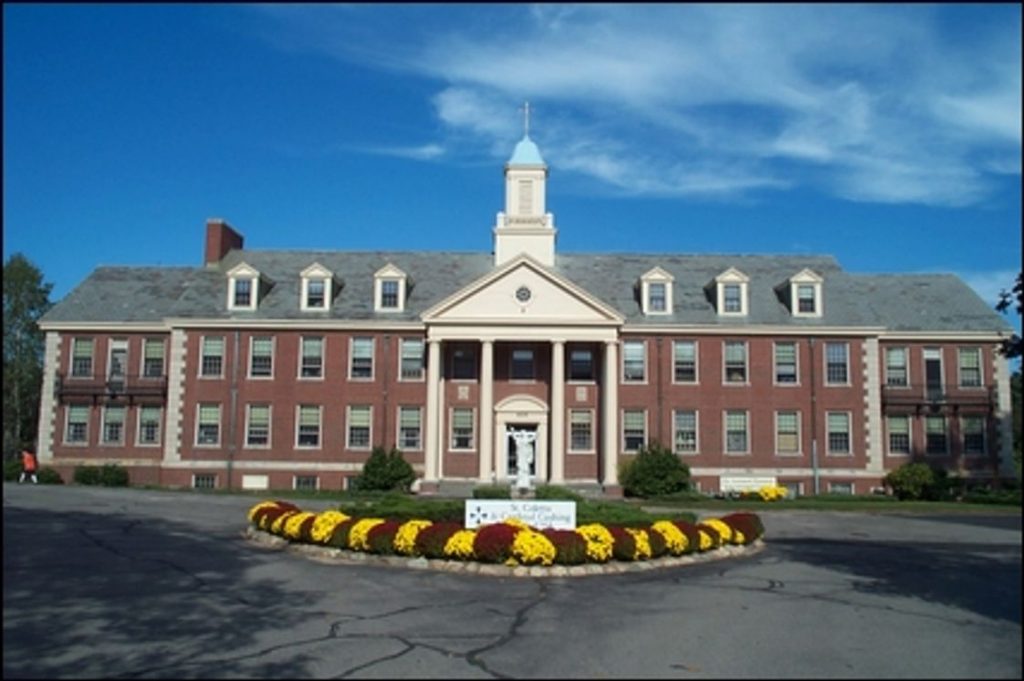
734, 529, 746, 544
625, 528, 652, 560
702, 518, 733, 544
394, 519, 433, 555
270, 510, 299, 535
697, 528, 713, 551
348, 518, 386, 552
576, 523, 614, 563
443, 529, 477, 559
311, 510, 351, 544
512, 528, 556, 566
503, 517, 530, 529
651, 521, 688, 555
283, 512, 317, 540
247, 500, 280, 523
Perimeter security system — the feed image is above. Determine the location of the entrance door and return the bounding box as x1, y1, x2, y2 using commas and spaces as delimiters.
506, 424, 537, 477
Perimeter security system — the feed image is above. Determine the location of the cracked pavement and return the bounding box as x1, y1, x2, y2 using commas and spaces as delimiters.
3, 485, 1021, 678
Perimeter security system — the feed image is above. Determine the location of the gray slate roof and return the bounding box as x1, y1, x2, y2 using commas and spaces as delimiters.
40, 248, 1011, 333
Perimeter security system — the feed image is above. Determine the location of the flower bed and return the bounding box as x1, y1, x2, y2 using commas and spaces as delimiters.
246, 500, 764, 567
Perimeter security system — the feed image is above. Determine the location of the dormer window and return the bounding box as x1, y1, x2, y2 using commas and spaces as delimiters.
714, 268, 749, 316
374, 263, 408, 313
300, 263, 334, 312
640, 267, 674, 316
788, 269, 823, 318
227, 262, 261, 311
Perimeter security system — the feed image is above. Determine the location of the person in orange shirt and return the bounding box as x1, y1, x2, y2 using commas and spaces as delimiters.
19, 449, 38, 484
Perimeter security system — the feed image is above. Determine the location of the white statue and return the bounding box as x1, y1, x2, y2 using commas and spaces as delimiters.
510, 429, 537, 491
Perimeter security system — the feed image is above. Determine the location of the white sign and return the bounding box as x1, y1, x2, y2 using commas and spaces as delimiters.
720, 476, 777, 493
464, 500, 576, 530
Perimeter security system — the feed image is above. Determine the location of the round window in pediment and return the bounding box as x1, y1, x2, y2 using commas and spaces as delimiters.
515, 286, 532, 303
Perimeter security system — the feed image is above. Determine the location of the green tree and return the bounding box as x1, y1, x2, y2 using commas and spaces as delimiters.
3, 253, 53, 459
619, 441, 691, 498
996, 271, 1022, 359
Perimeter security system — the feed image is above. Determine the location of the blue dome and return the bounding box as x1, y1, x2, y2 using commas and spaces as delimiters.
508, 135, 545, 165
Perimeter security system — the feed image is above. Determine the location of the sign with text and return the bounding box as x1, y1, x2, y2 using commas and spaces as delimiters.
465, 500, 577, 530
720, 476, 777, 493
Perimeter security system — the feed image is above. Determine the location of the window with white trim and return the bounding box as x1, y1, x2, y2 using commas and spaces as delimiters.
885, 347, 908, 387
200, 336, 224, 378
142, 338, 165, 378
714, 268, 750, 316
723, 284, 742, 312
347, 405, 371, 449
451, 346, 477, 381
249, 336, 274, 378
622, 340, 646, 383
674, 410, 697, 454
958, 347, 982, 387
246, 404, 271, 448
193, 474, 216, 490
774, 342, 798, 384
673, 341, 697, 383
925, 415, 947, 455
788, 269, 823, 318
71, 338, 94, 377
796, 284, 816, 313
825, 342, 849, 385
451, 408, 475, 450
137, 406, 161, 446
775, 411, 800, 455
398, 407, 422, 450
827, 412, 851, 454
622, 409, 646, 452
300, 263, 333, 311
400, 339, 425, 380
569, 348, 594, 381
640, 268, 675, 316
306, 279, 326, 309
648, 282, 667, 313
510, 348, 535, 381
227, 263, 260, 310
233, 278, 252, 307
887, 415, 910, 455
196, 403, 221, 446
380, 280, 400, 309
725, 410, 749, 454
828, 481, 854, 495
724, 341, 748, 384
294, 475, 319, 491
374, 264, 408, 312
569, 409, 594, 452
297, 405, 321, 448
102, 405, 125, 445
300, 336, 324, 378
65, 405, 89, 443
962, 415, 985, 455
350, 337, 374, 380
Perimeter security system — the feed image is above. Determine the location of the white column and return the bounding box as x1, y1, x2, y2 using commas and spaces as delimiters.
424, 339, 441, 482
163, 329, 187, 463
479, 340, 494, 482
36, 332, 61, 464
550, 340, 565, 483
602, 340, 619, 487
863, 337, 883, 476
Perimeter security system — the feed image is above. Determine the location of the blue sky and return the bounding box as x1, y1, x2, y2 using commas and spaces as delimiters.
3, 4, 1021, 337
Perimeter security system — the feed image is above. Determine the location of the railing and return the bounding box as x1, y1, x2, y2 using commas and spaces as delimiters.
55, 372, 168, 402
881, 383, 995, 409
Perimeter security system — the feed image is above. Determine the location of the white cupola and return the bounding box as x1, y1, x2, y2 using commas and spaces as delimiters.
494, 103, 557, 267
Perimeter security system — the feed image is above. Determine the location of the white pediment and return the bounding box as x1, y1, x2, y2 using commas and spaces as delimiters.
227, 262, 260, 278
790, 268, 823, 284
715, 267, 749, 283
422, 255, 623, 324
301, 262, 333, 279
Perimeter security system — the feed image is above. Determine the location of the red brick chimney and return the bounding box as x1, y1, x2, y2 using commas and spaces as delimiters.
204, 218, 243, 265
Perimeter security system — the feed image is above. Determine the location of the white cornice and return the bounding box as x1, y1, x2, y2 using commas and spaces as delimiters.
621, 325, 887, 336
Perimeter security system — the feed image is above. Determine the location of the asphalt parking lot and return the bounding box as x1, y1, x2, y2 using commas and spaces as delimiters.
3, 484, 1021, 679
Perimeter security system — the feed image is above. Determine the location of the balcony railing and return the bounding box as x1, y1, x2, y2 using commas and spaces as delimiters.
881, 383, 995, 410
55, 372, 168, 402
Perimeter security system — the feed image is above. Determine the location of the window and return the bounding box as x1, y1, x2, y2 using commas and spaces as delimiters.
715, 269, 750, 315
622, 340, 646, 382
196, 404, 221, 446
451, 408, 474, 450
782, 481, 803, 498
962, 416, 985, 455
108, 340, 127, 383
137, 406, 161, 446
143, 339, 165, 377
294, 475, 319, 491
380, 280, 400, 309
227, 263, 260, 310
71, 338, 94, 377
797, 284, 816, 313
451, 346, 477, 380
648, 282, 667, 313
887, 415, 910, 455
297, 405, 321, 448
775, 411, 800, 455
724, 341, 747, 384
723, 284, 742, 312
306, 279, 326, 309
925, 416, 947, 455
725, 411, 748, 454
622, 410, 646, 452
246, 404, 271, 448
674, 410, 697, 454
398, 407, 422, 450
350, 337, 374, 379
193, 474, 216, 490
569, 348, 594, 381
828, 481, 853, 495
827, 412, 850, 454
673, 341, 697, 383
400, 339, 425, 380
233, 278, 252, 307
347, 405, 371, 449
200, 336, 224, 378
102, 406, 125, 445
511, 348, 535, 381
300, 264, 334, 311
249, 337, 274, 378
66, 405, 89, 443
569, 410, 594, 452
958, 348, 982, 388
374, 264, 407, 312
774, 342, 798, 384
885, 347, 908, 387
300, 337, 324, 378
825, 342, 849, 385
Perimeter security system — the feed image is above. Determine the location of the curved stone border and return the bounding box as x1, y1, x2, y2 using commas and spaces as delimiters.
243, 526, 765, 577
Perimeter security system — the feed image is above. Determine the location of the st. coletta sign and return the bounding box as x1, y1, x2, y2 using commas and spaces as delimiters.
465, 500, 577, 530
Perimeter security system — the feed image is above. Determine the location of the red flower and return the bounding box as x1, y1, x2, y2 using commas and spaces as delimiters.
473, 523, 521, 563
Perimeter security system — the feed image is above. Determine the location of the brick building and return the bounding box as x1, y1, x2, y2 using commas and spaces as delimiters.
36, 135, 1016, 496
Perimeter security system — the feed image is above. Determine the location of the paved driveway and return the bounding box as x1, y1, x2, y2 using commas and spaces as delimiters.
3, 484, 1021, 678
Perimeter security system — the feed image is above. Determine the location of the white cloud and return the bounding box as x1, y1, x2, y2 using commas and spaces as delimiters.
366, 144, 446, 161
953, 269, 1019, 309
